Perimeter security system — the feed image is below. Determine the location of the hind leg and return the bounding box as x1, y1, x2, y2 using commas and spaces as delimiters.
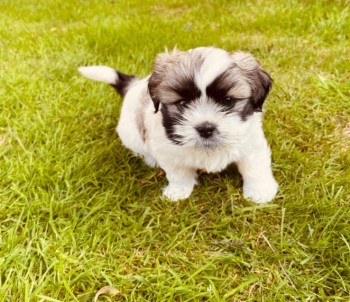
116, 117, 157, 167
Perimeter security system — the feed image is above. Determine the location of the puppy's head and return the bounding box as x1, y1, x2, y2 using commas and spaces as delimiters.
148, 47, 272, 149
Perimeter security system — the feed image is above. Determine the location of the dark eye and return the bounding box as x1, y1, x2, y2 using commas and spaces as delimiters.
222, 96, 234, 105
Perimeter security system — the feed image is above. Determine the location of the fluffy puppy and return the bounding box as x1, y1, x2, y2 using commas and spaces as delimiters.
78, 47, 278, 203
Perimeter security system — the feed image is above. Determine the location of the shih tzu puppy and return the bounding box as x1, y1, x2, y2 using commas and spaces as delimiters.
78, 47, 278, 203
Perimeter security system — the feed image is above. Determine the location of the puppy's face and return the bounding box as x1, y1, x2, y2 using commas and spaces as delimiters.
148, 47, 272, 149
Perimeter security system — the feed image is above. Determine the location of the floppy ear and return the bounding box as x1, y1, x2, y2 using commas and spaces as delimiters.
232, 52, 272, 112
148, 49, 182, 113
250, 67, 272, 112
148, 71, 162, 113
148, 53, 169, 113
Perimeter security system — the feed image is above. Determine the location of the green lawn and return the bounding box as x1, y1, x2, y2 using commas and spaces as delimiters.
1, 0, 350, 301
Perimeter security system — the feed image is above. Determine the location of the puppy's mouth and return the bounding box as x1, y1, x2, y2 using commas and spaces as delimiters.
173, 122, 219, 149
194, 137, 220, 150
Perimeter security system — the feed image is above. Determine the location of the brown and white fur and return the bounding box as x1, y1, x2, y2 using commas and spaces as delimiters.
78, 47, 278, 203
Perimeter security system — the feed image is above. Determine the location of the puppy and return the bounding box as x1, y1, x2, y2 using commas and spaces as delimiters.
78, 47, 278, 203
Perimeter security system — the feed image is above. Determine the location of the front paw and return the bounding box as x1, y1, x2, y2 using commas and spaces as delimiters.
243, 179, 278, 204
162, 184, 194, 202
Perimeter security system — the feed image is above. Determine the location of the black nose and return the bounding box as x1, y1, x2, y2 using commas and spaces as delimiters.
196, 122, 217, 138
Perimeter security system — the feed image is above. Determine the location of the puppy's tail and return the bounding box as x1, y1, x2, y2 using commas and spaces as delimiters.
78, 66, 136, 97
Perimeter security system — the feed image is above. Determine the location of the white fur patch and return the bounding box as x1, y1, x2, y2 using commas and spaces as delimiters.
78, 66, 118, 85
172, 99, 247, 149
195, 48, 233, 91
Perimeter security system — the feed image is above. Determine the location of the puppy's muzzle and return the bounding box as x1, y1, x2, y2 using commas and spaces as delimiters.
196, 122, 217, 138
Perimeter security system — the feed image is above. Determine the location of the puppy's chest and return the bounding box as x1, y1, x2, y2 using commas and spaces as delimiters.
173, 147, 240, 173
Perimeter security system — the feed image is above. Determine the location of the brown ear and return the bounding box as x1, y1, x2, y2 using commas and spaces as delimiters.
148, 50, 182, 113
148, 72, 162, 113
232, 52, 272, 112
251, 67, 272, 112
148, 52, 169, 113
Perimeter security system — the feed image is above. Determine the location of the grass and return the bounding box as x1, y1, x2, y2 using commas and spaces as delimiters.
1, 0, 350, 300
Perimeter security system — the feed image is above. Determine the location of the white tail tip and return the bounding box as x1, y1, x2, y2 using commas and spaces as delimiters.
78, 66, 118, 85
